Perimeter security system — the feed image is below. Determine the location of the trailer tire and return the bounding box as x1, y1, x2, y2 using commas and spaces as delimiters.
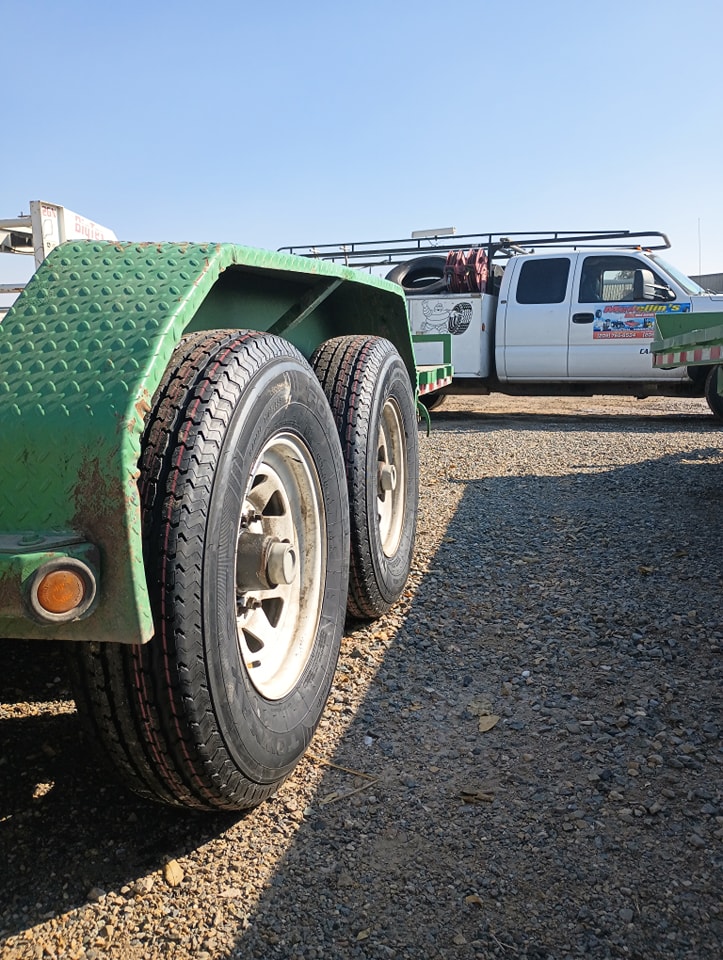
69, 330, 349, 811
705, 365, 723, 420
385, 256, 448, 294
310, 336, 418, 619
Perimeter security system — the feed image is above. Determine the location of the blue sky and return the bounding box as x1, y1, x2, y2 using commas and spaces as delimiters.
2, 0, 722, 286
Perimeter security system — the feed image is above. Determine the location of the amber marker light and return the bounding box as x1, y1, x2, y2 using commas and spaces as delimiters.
28, 559, 98, 623
36, 569, 86, 614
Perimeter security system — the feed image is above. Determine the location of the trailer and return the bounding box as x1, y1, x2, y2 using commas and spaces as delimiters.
0, 203, 452, 812
651, 309, 723, 417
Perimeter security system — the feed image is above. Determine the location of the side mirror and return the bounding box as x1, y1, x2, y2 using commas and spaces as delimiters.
633, 268, 674, 302
633, 269, 656, 300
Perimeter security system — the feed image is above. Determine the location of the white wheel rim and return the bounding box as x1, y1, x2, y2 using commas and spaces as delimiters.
377, 397, 406, 558
235, 433, 325, 700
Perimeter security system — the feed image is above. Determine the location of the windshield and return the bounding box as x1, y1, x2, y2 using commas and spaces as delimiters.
649, 255, 706, 295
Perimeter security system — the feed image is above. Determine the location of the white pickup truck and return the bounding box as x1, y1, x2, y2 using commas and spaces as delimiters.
284, 230, 723, 414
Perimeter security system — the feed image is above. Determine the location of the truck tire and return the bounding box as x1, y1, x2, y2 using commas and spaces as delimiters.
310, 336, 418, 619
419, 391, 446, 412
69, 330, 350, 811
385, 256, 448, 294
705, 365, 723, 420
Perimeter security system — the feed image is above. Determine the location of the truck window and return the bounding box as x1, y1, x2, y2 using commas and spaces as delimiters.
649, 254, 705, 295
579, 255, 672, 303
515, 258, 570, 304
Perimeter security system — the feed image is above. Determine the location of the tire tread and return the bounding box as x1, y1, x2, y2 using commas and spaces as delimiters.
310, 336, 418, 618
70, 331, 316, 810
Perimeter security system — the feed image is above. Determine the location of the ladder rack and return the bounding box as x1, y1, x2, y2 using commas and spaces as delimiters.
280, 229, 671, 269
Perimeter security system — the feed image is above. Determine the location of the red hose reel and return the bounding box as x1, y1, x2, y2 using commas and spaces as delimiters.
444, 248, 488, 294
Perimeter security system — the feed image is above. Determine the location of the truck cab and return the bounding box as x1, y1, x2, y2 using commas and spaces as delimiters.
496, 248, 723, 385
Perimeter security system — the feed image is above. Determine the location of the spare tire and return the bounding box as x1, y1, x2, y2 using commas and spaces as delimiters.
386, 256, 447, 294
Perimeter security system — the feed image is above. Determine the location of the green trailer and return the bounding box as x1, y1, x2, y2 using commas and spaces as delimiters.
0, 203, 452, 812
651, 309, 723, 418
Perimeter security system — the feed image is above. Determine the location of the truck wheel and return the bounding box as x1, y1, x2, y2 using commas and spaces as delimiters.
419, 391, 446, 412
310, 336, 418, 619
69, 330, 349, 811
705, 365, 723, 420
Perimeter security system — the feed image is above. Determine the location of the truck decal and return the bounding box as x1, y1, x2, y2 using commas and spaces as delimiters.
421, 300, 472, 335
593, 303, 691, 339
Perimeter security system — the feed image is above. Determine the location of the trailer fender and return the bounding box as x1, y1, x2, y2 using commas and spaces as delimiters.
0, 240, 411, 644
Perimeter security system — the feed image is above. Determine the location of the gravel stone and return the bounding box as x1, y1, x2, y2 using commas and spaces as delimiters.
1, 393, 721, 959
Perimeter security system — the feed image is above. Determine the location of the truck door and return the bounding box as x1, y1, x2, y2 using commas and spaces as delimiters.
568, 254, 686, 380
498, 255, 573, 379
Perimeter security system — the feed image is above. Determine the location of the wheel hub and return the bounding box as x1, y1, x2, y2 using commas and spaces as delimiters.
267, 540, 297, 586
376, 398, 406, 557
237, 534, 298, 590
234, 433, 325, 701
379, 463, 397, 493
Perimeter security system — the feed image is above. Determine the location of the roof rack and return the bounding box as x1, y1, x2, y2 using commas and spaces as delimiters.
280, 229, 671, 268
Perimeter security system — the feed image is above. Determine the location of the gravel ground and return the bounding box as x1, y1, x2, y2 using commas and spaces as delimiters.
1, 393, 721, 960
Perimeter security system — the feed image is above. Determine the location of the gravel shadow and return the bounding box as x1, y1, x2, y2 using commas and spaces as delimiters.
227, 426, 722, 959
0, 641, 240, 935
1, 414, 721, 959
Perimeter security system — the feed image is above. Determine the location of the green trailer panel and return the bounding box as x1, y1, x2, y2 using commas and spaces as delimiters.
412, 333, 453, 396
651, 310, 723, 369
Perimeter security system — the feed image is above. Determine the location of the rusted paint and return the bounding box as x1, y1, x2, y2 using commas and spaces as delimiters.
69, 451, 146, 642
134, 391, 152, 424
0, 571, 19, 618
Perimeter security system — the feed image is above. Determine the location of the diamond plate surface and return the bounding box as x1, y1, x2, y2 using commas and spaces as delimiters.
0, 241, 227, 642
